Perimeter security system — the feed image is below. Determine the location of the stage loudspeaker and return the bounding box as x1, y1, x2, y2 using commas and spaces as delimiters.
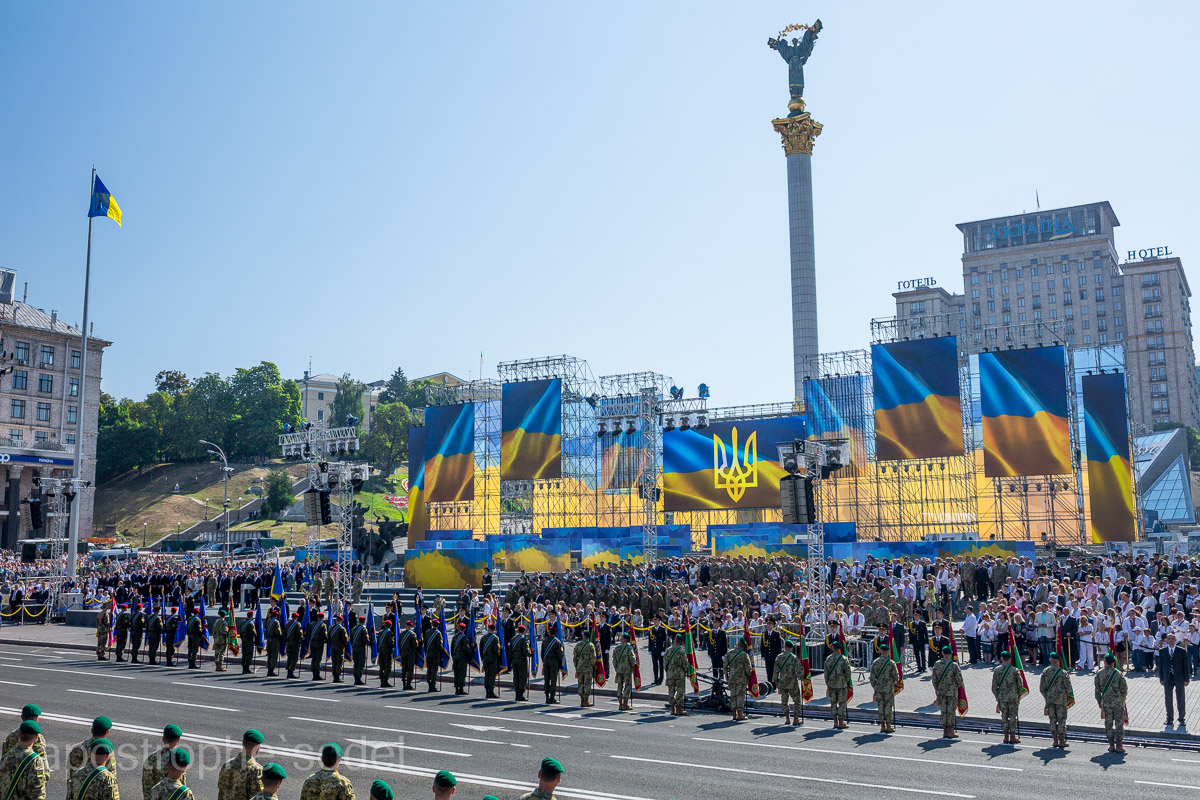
20, 541, 36, 563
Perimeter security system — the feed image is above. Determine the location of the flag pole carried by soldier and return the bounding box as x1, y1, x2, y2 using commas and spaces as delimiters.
1039, 650, 1074, 748
239, 611, 257, 674
284, 612, 303, 679
95, 603, 112, 662
480, 619, 502, 699
308, 611, 329, 681
451, 621, 471, 695
130, 602, 147, 664
265, 608, 283, 677
114, 604, 131, 662
510, 623, 532, 702
377, 618, 395, 688
574, 628, 598, 709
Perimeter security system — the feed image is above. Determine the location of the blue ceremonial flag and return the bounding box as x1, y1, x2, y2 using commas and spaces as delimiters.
299, 602, 311, 659
496, 613, 509, 672
88, 175, 122, 227
438, 605, 450, 669
467, 609, 482, 671
343, 601, 353, 659
271, 563, 285, 601
174, 602, 186, 646
281, 595, 290, 623
412, 604, 425, 669
304, 565, 313, 589
392, 606, 401, 660
326, 598, 335, 659
198, 596, 211, 650
556, 618, 569, 677
367, 603, 378, 664
530, 615, 539, 679
255, 601, 266, 652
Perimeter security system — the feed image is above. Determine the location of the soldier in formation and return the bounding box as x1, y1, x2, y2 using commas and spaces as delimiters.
425, 619, 444, 692
141, 724, 184, 800
2, 706, 45, 758
824, 640, 852, 729
991, 650, 1024, 744
147, 748, 193, 800
541, 620, 564, 704
66, 739, 118, 800
612, 631, 637, 711
510, 624, 532, 702
377, 619, 395, 688
724, 636, 753, 721
185, 608, 203, 669
869, 639, 899, 733
309, 611, 328, 680
163, 608, 180, 667
212, 610, 231, 672
480, 620, 502, 699
451, 621, 471, 695
147, 609, 164, 665
0, 721, 49, 800
284, 612, 303, 679
350, 614, 370, 686
1039, 650, 1073, 748
574, 629, 596, 708
933, 645, 963, 739
253, 764, 287, 800
265, 608, 283, 677
95, 604, 111, 661
329, 613, 349, 683
114, 604, 131, 661
131, 603, 147, 664
398, 619, 419, 691
68, 717, 117, 778
774, 639, 802, 726
299, 743, 354, 800
239, 611, 257, 674
663, 634, 687, 716
1095, 652, 1128, 753
217, 729, 264, 800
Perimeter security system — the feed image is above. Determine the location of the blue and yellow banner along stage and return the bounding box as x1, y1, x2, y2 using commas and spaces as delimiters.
581, 538, 624, 568
489, 535, 571, 572
979, 346, 1071, 478
1082, 373, 1136, 543
403, 547, 490, 590
424, 529, 475, 542
413, 539, 487, 550
620, 544, 684, 565
713, 535, 807, 559
501, 379, 563, 480
406, 427, 428, 542
662, 416, 807, 512
872, 337, 964, 461
423, 403, 476, 502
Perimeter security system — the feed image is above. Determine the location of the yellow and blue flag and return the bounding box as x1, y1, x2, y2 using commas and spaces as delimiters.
88, 175, 122, 227
271, 562, 285, 601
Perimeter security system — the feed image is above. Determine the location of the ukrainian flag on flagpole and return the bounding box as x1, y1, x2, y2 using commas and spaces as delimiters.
88, 175, 122, 227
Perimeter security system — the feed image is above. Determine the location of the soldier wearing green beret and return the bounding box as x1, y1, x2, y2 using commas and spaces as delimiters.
69, 717, 118, 778
252, 764, 286, 800
573, 629, 597, 708
432, 770, 456, 800
518, 757, 562, 800
0, 721, 49, 800
217, 730, 264, 800
663, 634, 687, 716
212, 610, 231, 672
992, 650, 1024, 744
299, 744, 353, 800
2, 705, 45, 758
66, 739, 117, 800
724, 637, 754, 722
148, 748, 193, 800
142, 725, 184, 800
824, 640, 852, 729
368, 779, 392, 800
932, 645, 964, 739
1039, 651, 1073, 748
329, 613, 350, 684
1095, 652, 1128, 753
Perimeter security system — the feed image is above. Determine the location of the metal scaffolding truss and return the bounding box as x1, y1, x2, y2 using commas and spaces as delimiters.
421, 390, 481, 537
596, 372, 672, 534
278, 424, 360, 555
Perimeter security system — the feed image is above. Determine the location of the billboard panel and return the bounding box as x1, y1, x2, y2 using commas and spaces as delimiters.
403, 547, 489, 590
424, 404, 476, 502
872, 337, 964, 460
1083, 373, 1136, 542
407, 427, 427, 542
501, 379, 563, 480
805, 374, 871, 470
979, 346, 1071, 477
662, 416, 807, 511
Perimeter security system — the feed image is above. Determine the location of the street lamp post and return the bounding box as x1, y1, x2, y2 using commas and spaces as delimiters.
200, 440, 232, 559
142, 521, 147, 547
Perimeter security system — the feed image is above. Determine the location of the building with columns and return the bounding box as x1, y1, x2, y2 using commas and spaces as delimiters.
0, 281, 109, 550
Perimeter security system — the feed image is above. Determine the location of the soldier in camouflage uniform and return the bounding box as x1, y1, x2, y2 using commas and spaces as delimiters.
775, 639, 802, 725
932, 645, 963, 739
1039, 651, 1073, 748
352, 575, 364, 604
323, 575, 334, 606
824, 640, 852, 729
251, 763, 286, 800
148, 748, 193, 800
68, 717, 117, 778
66, 738, 117, 800
350, 612, 369, 686
869, 640, 899, 733
2, 705, 45, 758
299, 743, 354, 800
1095, 652, 1128, 753
725, 637, 754, 721
265, 608, 283, 677
212, 611, 230, 672
518, 758, 561, 800
141, 725, 183, 800
574, 629, 597, 708
309, 612, 329, 680
95, 605, 111, 661
991, 650, 1024, 744
329, 614, 349, 684
114, 605, 131, 662
612, 631, 637, 711
377, 619, 395, 688
284, 612, 303, 679
217, 730, 264, 800
663, 634, 688, 716
398, 620, 419, 691
0, 721, 49, 800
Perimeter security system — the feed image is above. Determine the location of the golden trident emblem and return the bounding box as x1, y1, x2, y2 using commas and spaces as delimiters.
713, 426, 758, 503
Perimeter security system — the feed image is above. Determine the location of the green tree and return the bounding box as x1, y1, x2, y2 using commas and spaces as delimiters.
403, 379, 435, 409
1153, 421, 1200, 469
154, 369, 190, 396
363, 401, 411, 475
380, 366, 408, 404
330, 373, 366, 429
228, 362, 302, 458
261, 469, 296, 515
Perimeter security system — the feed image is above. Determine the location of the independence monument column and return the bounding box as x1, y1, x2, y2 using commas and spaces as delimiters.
768, 20, 824, 399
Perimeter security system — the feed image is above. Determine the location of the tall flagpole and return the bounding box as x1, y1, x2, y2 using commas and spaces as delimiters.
67, 167, 96, 578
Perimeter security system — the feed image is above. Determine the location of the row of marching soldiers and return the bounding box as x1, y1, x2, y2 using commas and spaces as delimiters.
0, 707, 566, 800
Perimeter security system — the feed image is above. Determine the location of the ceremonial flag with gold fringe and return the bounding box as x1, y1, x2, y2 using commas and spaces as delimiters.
630, 615, 643, 691
798, 618, 813, 702
743, 620, 760, 699
888, 624, 904, 695
590, 613, 607, 688
682, 609, 700, 693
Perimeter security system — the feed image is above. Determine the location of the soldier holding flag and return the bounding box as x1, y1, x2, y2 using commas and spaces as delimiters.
824, 640, 853, 729
1039, 650, 1074, 748
511, 624, 532, 702
612, 631, 638, 711
480, 620, 502, 699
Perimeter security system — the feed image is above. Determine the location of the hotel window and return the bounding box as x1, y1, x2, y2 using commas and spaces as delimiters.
1048, 280, 1056, 290
1016, 269, 1024, 279
1000, 270, 1008, 281
1116, 316, 1123, 326
972, 289, 979, 299
1017, 297, 1025, 307
1049, 294, 1057, 304
8, 430, 21, 444
1083, 335, 1092, 344
1003, 314, 1012, 324
987, 301, 995, 312
11, 370, 26, 390
987, 287, 994, 298
1017, 283, 1025, 293
1116, 331, 1124, 341
1113, 286, 1122, 296
65, 433, 75, 446
1048, 264, 1055, 274
67, 405, 78, 424
71, 350, 81, 369
1078, 276, 1086, 287
10, 399, 25, 419
1018, 312, 1027, 322
1099, 333, 1108, 344
1032, 281, 1039, 291
34, 431, 47, 444
970, 275, 979, 285
1032, 267, 1039, 277
38, 374, 52, 393
39, 346, 53, 366
1082, 320, 1090, 330
1095, 289, 1104, 301
1002, 300, 1010, 312
1050, 309, 1058, 319
36, 402, 50, 421
69, 378, 79, 397
1095, 273, 1103, 285
1082, 306, 1089, 315
1033, 311, 1042, 321
14, 342, 28, 364
1002, 286, 1010, 296
317, 392, 325, 400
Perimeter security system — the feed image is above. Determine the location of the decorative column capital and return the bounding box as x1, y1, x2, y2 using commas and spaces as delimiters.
772, 113, 823, 156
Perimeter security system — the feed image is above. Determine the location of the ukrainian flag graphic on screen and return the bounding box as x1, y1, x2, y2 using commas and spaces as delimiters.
501, 379, 562, 480
979, 346, 1071, 477
423, 403, 476, 502
1083, 373, 1136, 542
805, 375, 870, 467
407, 427, 428, 542
872, 337, 964, 461
662, 416, 806, 511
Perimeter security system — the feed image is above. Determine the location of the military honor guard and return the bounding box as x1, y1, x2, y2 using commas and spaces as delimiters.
932, 645, 963, 739
775, 639, 802, 726
300, 743, 354, 800
1039, 651, 1073, 748
824, 640, 852, 729
0, 721, 49, 800
869, 639, 899, 733
1095, 652, 1129, 753
991, 651, 1024, 744
217, 730, 264, 800
141, 724, 184, 800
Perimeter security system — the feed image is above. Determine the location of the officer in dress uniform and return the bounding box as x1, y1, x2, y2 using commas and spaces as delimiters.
510, 624, 532, 702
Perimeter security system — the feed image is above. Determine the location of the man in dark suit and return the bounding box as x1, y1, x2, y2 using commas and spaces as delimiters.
7, 583, 24, 625
648, 616, 667, 684
1160, 631, 1191, 727
761, 618, 782, 682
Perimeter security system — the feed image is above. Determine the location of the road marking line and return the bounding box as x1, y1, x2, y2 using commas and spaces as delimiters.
17, 665, 135, 680
171, 681, 339, 702
538, 710, 638, 725
4, 682, 35, 687
290, 716, 509, 747
514, 730, 569, 739
346, 737, 469, 759
611, 755, 974, 798
886, 731, 1030, 749
1172, 759, 1200, 764
68, 689, 239, 712
693, 737, 1022, 771
0, 655, 25, 661
386, 705, 614, 732
1136, 781, 1200, 790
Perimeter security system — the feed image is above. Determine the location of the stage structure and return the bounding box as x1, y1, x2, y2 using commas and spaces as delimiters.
278, 424, 360, 556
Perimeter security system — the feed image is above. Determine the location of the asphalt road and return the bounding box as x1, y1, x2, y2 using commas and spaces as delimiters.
3, 644, 1200, 800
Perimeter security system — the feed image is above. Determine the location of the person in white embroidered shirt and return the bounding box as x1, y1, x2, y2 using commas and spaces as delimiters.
845, 605, 865, 634
962, 607, 980, 664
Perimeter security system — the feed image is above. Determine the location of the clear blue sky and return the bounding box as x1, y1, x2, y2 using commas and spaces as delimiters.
2, 3, 1196, 407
